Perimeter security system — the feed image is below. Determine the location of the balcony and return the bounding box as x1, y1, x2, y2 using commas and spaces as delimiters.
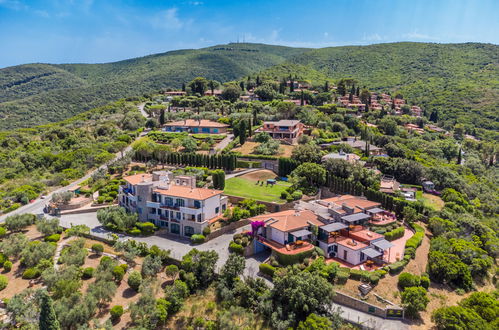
180, 206, 202, 216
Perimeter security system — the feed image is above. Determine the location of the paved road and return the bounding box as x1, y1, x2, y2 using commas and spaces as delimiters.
137, 103, 149, 119
0, 106, 149, 222
215, 133, 234, 151
225, 168, 260, 179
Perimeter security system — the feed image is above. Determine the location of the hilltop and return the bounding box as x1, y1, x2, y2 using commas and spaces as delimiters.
0, 43, 308, 129
1, 42, 498, 132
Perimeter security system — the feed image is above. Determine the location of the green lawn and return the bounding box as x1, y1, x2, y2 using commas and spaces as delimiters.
416, 191, 445, 211
224, 177, 291, 203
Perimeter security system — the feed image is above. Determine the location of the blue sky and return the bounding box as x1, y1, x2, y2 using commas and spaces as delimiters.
0, 0, 498, 68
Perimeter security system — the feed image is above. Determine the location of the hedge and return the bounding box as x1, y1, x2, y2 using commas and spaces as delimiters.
135, 222, 157, 235
398, 272, 420, 289
369, 273, 381, 285
420, 276, 430, 290
349, 269, 370, 281
44, 234, 61, 243
274, 248, 314, 266
388, 260, 407, 274
190, 234, 205, 244
336, 270, 350, 284
229, 242, 244, 255
259, 263, 276, 277
236, 160, 261, 168
384, 226, 405, 241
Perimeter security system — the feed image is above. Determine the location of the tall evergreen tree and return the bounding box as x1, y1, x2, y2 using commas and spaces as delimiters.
159, 108, 165, 125
337, 80, 346, 96
300, 91, 305, 106
457, 147, 462, 165
350, 84, 355, 96
239, 120, 247, 145
239, 81, 245, 91
324, 81, 329, 91
181, 83, 186, 92
248, 119, 252, 137
39, 291, 60, 330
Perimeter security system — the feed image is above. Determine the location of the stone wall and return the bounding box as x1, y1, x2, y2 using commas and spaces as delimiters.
333, 291, 388, 319
226, 195, 295, 213
206, 219, 250, 240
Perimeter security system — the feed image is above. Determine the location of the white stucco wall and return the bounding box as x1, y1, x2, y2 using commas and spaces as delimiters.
337, 245, 362, 265
271, 228, 286, 245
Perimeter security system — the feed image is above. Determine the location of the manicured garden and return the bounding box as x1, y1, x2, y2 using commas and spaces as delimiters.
224, 177, 291, 203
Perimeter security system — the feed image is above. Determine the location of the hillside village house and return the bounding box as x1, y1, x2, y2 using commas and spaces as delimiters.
251, 195, 397, 267
332, 137, 383, 156
119, 171, 227, 236
322, 150, 361, 164
255, 120, 304, 144
163, 119, 229, 134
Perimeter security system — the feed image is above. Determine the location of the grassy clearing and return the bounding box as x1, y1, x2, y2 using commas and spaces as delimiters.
416, 191, 444, 210
224, 177, 291, 203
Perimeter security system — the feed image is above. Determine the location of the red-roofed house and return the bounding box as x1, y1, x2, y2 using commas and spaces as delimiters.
163, 119, 229, 134
119, 171, 227, 236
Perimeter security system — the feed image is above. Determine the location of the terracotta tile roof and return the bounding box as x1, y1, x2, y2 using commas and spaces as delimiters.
322, 195, 381, 210
154, 185, 223, 200
349, 229, 384, 242
124, 174, 153, 185
249, 209, 324, 232
164, 119, 229, 128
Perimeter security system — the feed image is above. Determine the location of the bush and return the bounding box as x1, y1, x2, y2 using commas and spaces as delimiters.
3, 261, 12, 272
229, 242, 244, 255
190, 234, 205, 244
22, 267, 40, 279
336, 270, 350, 284
0, 227, 6, 238
44, 234, 61, 243
113, 265, 125, 282
389, 261, 406, 274
128, 271, 142, 291
136, 222, 156, 235
420, 276, 430, 290
0, 254, 6, 267
91, 243, 104, 254
384, 226, 405, 241
0, 275, 7, 291
100, 256, 113, 266
202, 226, 211, 236
128, 228, 141, 236
259, 263, 276, 277
82, 267, 94, 279
291, 190, 303, 200
398, 272, 421, 289
369, 274, 380, 285
349, 269, 370, 281
120, 264, 129, 272
110, 305, 124, 321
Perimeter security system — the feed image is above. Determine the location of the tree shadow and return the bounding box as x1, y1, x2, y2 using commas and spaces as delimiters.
122, 287, 138, 299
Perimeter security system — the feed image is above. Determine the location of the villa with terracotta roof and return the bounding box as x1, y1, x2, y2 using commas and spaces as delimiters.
249, 209, 325, 256
163, 119, 229, 134
119, 171, 227, 236
255, 120, 304, 144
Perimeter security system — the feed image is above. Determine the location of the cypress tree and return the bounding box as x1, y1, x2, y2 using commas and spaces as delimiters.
324, 81, 329, 91
39, 291, 60, 330
300, 91, 304, 106
248, 119, 252, 137
159, 108, 165, 125
239, 120, 247, 145
457, 147, 462, 165
181, 83, 186, 92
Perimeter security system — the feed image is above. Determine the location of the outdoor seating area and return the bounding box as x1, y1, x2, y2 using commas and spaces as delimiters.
369, 210, 397, 225
257, 236, 315, 255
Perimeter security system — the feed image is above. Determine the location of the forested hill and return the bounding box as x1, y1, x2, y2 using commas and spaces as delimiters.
286, 42, 499, 132
0, 43, 308, 130
1, 42, 498, 133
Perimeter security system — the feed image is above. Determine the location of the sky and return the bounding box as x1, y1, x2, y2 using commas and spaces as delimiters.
0, 0, 498, 68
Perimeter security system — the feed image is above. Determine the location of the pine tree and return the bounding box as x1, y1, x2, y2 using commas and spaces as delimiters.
39, 291, 60, 330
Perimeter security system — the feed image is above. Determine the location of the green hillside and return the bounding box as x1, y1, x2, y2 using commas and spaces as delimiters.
287, 42, 499, 131
0, 43, 308, 130
1, 42, 498, 133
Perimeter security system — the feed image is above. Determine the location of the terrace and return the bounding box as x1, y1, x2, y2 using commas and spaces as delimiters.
256, 235, 315, 255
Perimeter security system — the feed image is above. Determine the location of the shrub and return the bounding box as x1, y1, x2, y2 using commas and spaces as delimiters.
22, 267, 40, 279
3, 261, 12, 272
120, 264, 129, 272
228, 242, 244, 255
128, 271, 142, 291
113, 265, 125, 282
369, 274, 380, 286
110, 305, 124, 321
336, 271, 350, 284
232, 233, 242, 241
0, 227, 6, 238
136, 222, 156, 235
314, 247, 325, 258
280, 191, 289, 199
291, 190, 303, 200
259, 263, 276, 277
128, 228, 141, 236
91, 243, 104, 255
44, 234, 60, 243
190, 234, 205, 244
0, 275, 7, 291
0, 254, 6, 267
100, 256, 113, 266
404, 247, 416, 259
202, 226, 211, 236
384, 227, 405, 241
82, 267, 94, 279
398, 272, 421, 289
350, 269, 370, 281
420, 276, 430, 290
389, 261, 406, 274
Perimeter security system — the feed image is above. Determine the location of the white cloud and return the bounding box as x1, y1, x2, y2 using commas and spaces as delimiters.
152, 8, 192, 30
187, 1, 203, 5
0, 0, 28, 11
403, 30, 438, 40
